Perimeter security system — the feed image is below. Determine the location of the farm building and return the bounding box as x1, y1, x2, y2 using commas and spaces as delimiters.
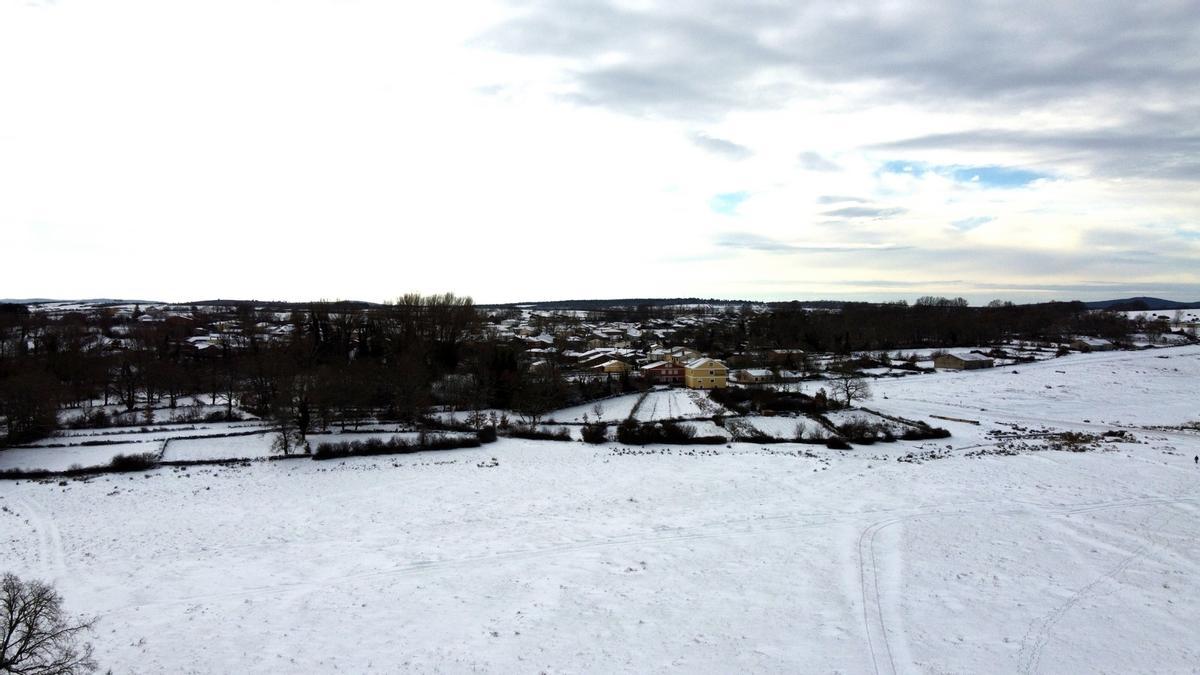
767, 349, 807, 366
934, 353, 995, 370
684, 358, 729, 389
1070, 337, 1115, 352
731, 368, 774, 384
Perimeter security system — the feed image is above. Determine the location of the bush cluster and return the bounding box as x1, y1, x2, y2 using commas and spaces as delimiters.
824, 436, 851, 450
506, 425, 572, 441
615, 419, 725, 446
312, 433, 480, 460
708, 387, 830, 415
107, 452, 159, 471
899, 424, 952, 440
580, 422, 608, 444
836, 419, 896, 445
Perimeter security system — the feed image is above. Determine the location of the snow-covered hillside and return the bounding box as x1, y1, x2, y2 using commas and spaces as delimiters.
1, 347, 1198, 673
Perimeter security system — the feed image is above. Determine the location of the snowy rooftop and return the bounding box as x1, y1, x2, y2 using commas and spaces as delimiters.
945, 352, 993, 361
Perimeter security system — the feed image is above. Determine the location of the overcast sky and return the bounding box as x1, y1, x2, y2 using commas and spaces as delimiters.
2, 0, 1198, 304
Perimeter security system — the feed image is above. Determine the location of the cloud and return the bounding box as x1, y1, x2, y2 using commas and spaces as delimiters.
714, 231, 907, 253
874, 115, 1200, 181
478, 2, 1200, 116
822, 206, 907, 219
798, 151, 839, 171
713, 232, 793, 252
952, 216, 995, 231
817, 195, 870, 205
478, 2, 1200, 186
690, 133, 752, 160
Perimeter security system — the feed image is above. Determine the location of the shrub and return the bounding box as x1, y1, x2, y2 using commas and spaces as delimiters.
423, 433, 483, 451
312, 433, 480, 460
899, 424, 952, 440
837, 418, 896, 444
581, 422, 608, 444
507, 425, 572, 441
420, 416, 477, 433
477, 427, 498, 443
616, 419, 725, 446
825, 436, 851, 450
108, 452, 159, 472
616, 418, 643, 445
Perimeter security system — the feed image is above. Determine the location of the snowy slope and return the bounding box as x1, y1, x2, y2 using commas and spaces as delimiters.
0, 347, 1198, 673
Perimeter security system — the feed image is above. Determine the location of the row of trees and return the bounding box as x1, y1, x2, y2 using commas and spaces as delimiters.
667, 300, 1138, 355
0, 296, 1164, 447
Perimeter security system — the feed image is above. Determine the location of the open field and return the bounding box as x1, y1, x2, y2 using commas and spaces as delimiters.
1, 347, 1199, 672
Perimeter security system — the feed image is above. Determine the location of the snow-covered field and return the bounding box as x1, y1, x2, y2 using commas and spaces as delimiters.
2, 347, 1199, 672
545, 393, 643, 423
545, 388, 727, 424
0, 441, 162, 472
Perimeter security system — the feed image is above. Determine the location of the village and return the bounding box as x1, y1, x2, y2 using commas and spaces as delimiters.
10, 299, 1196, 400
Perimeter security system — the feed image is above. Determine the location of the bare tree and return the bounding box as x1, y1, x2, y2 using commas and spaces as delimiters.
828, 360, 872, 408
832, 374, 871, 408
0, 573, 96, 674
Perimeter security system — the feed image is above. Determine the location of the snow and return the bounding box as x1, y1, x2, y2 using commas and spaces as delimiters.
1, 346, 1199, 672
632, 389, 725, 421
735, 415, 809, 438
870, 345, 1200, 431
0, 442, 161, 472
26, 423, 272, 447
945, 352, 994, 361
161, 434, 278, 462
545, 393, 643, 423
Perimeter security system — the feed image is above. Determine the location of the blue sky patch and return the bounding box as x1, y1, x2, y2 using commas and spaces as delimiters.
880, 161, 1046, 188
950, 165, 1044, 187
880, 160, 926, 176
709, 191, 749, 215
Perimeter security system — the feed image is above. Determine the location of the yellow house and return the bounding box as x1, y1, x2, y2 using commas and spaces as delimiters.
684, 357, 728, 389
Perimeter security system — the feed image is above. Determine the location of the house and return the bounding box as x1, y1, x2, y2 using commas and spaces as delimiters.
641, 360, 685, 385
662, 346, 701, 365
731, 368, 773, 385
1070, 337, 1115, 352
684, 357, 729, 389
933, 353, 995, 370
593, 359, 632, 374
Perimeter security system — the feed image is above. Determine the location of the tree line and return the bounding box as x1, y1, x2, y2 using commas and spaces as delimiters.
0, 296, 1168, 447
0, 296, 633, 447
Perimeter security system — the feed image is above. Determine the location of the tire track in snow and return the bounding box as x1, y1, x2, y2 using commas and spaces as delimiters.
13, 494, 67, 578
858, 517, 902, 675
1015, 491, 1194, 675
856, 495, 1200, 675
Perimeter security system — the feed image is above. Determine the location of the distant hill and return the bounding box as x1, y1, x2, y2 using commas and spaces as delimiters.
478, 297, 761, 310
0, 298, 164, 305
1085, 297, 1200, 311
